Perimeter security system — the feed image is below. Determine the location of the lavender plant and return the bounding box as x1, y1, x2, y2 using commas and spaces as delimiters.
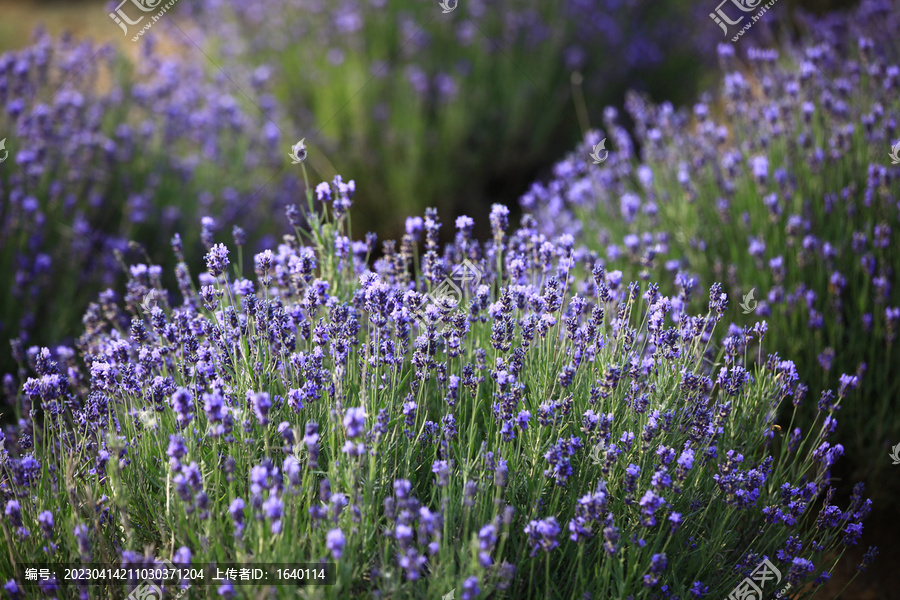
521, 0, 900, 493
174, 0, 713, 236
0, 172, 874, 598
0, 30, 299, 374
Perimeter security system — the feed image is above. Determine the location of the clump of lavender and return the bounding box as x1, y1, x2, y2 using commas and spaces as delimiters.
521, 0, 900, 498
0, 29, 297, 378
0, 170, 875, 599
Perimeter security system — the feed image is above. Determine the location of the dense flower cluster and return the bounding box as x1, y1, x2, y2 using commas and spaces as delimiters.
0, 29, 298, 374
521, 0, 900, 489
0, 0, 893, 595
0, 172, 874, 597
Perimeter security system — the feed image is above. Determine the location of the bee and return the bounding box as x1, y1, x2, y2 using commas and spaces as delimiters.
771, 424, 782, 434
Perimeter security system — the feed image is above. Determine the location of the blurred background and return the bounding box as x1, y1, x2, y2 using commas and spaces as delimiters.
0, 0, 855, 242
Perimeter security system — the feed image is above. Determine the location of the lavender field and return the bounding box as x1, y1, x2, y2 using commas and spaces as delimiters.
0, 0, 897, 598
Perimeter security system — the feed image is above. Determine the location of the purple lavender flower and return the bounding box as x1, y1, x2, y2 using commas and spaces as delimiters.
169, 388, 194, 427
749, 155, 768, 183
315, 182, 332, 203
624, 464, 641, 494
490, 204, 510, 244
495, 459, 508, 488
204, 391, 225, 423
432, 460, 451, 487
231, 225, 246, 246
73, 524, 91, 560
690, 581, 709, 598
4, 501, 27, 539
174, 462, 204, 513
218, 581, 236, 598
167, 434, 188, 472
462, 576, 481, 600
478, 524, 497, 555
643, 552, 667, 587
205, 243, 230, 277
262, 496, 283, 534
668, 512, 682, 531
455, 215, 475, 237
620, 193, 641, 223
463, 480, 478, 507
858, 546, 878, 572
247, 391, 271, 425
398, 547, 428, 581
843, 522, 864, 545
402, 399, 418, 429
327, 528, 345, 559
838, 373, 859, 399
748, 237, 766, 257
516, 410, 531, 430
543, 436, 582, 485
708, 283, 727, 316
676, 448, 694, 480
406, 216, 424, 237
638, 490, 666, 526
37, 510, 54, 539
786, 557, 815, 584
343, 407, 366, 439
524, 517, 560, 556
3, 580, 22, 600
229, 498, 246, 537
173, 546, 191, 566
255, 250, 274, 277
304, 421, 320, 469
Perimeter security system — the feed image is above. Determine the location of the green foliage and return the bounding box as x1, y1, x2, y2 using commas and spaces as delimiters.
0, 178, 868, 598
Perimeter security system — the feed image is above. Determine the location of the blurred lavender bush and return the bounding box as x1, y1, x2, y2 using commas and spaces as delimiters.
175, 0, 714, 238
0, 30, 301, 374
0, 177, 874, 597
521, 0, 900, 492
